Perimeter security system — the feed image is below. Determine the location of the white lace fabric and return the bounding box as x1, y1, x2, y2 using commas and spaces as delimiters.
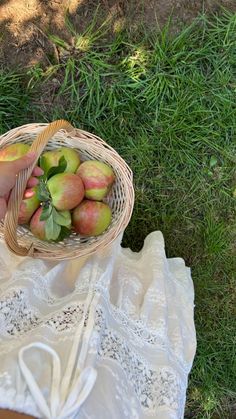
0, 231, 196, 419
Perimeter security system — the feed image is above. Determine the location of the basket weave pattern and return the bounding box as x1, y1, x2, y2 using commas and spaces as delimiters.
0, 120, 134, 260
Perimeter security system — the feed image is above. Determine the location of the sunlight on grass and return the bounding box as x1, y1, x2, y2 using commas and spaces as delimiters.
75, 35, 91, 51
123, 46, 150, 80
113, 17, 126, 33
203, 392, 218, 413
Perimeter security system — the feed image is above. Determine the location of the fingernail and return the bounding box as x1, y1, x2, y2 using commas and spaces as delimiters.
37, 167, 44, 175
24, 189, 35, 199
26, 152, 36, 158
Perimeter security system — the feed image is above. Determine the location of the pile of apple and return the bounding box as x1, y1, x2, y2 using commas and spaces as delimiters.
0, 143, 115, 242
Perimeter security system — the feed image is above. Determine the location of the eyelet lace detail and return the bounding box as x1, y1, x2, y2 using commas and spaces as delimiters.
0, 279, 191, 374
95, 308, 184, 417
0, 299, 187, 417
0, 288, 40, 337
0, 371, 40, 417
45, 304, 85, 333
0, 232, 196, 418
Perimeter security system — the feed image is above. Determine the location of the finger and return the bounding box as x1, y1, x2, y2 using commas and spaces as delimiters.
24, 188, 36, 199
27, 177, 39, 188
11, 152, 37, 175
32, 166, 44, 177
0, 197, 7, 221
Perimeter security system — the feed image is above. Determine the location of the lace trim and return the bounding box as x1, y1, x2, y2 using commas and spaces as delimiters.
0, 304, 185, 418
97, 326, 184, 416
0, 283, 191, 375
45, 304, 85, 333
11, 260, 58, 305
0, 372, 40, 418
0, 288, 40, 337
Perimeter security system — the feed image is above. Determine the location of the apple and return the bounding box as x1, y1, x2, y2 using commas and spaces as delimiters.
0, 143, 30, 161
30, 206, 72, 241
18, 187, 40, 225
72, 200, 112, 236
41, 147, 80, 174
47, 173, 84, 211
76, 160, 115, 201
30, 207, 47, 240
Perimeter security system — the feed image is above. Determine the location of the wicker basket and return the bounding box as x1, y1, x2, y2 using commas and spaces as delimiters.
0, 120, 134, 260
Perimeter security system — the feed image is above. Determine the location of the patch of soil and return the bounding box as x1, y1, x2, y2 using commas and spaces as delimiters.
0, 0, 236, 69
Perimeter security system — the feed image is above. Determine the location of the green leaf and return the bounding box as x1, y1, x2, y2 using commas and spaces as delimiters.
47, 156, 67, 179
39, 156, 48, 181
209, 155, 218, 168
54, 226, 71, 242
45, 214, 61, 241
39, 155, 48, 173
45, 214, 54, 240
40, 204, 52, 221
52, 207, 72, 227
37, 179, 51, 202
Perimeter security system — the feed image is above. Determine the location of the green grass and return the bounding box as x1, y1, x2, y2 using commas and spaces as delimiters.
0, 71, 33, 130
1, 11, 236, 418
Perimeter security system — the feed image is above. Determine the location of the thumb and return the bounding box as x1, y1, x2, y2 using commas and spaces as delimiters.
11, 152, 37, 175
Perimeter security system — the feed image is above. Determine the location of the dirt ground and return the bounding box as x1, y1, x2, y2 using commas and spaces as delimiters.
0, 0, 236, 69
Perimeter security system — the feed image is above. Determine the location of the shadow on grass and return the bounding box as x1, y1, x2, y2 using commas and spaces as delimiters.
1, 0, 236, 69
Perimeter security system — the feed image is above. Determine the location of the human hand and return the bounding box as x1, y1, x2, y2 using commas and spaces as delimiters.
0, 152, 44, 221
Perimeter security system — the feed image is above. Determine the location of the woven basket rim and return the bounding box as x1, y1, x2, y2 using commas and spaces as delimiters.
0, 121, 134, 260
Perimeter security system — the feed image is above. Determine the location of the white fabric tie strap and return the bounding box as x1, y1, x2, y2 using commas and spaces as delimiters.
18, 292, 99, 419
19, 342, 61, 419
